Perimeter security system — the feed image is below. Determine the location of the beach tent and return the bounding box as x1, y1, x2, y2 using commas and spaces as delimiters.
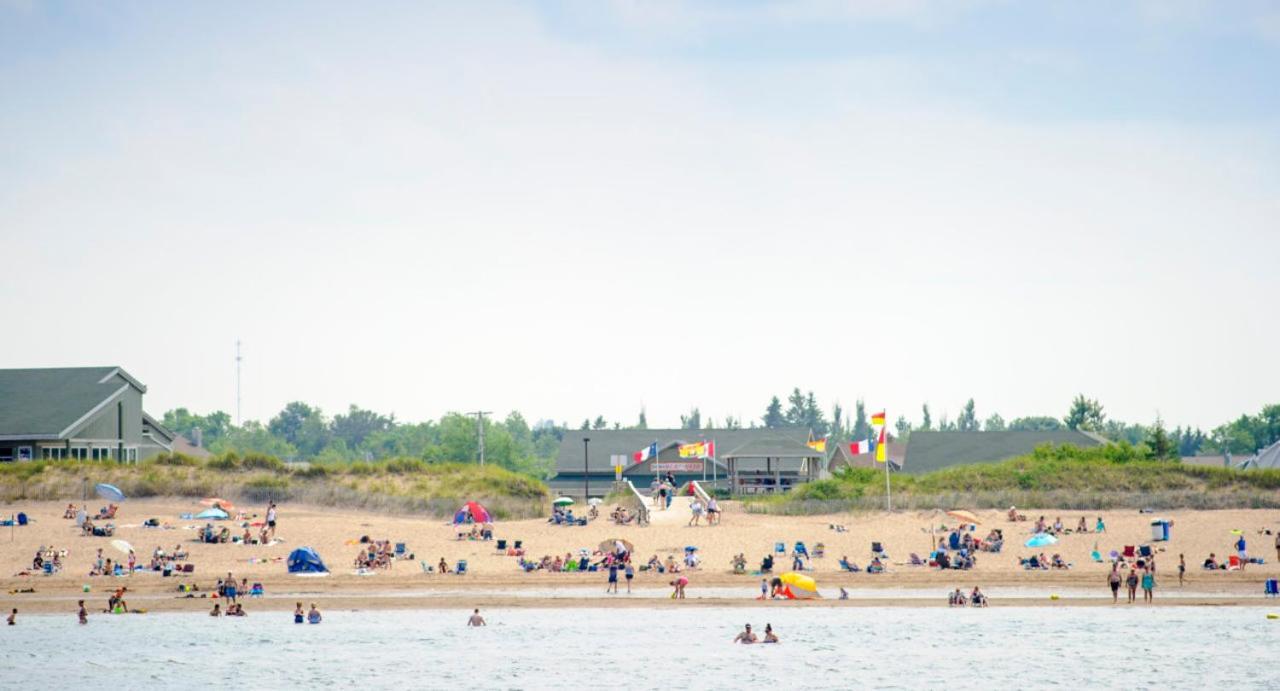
1025, 533, 1058, 548
777, 572, 821, 599
287, 547, 329, 574
95, 483, 126, 502
466, 501, 491, 524
195, 507, 229, 520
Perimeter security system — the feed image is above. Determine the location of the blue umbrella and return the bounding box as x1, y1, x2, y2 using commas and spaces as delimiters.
1025, 533, 1058, 548
95, 483, 126, 502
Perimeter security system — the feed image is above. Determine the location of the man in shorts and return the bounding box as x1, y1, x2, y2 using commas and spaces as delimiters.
266, 503, 278, 539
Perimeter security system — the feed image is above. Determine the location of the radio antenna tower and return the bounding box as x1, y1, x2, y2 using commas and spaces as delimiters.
468, 411, 492, 465
235, 340, 243, 426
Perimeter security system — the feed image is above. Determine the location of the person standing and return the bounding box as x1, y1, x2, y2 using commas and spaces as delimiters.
77, 600, 87, 624
294, 602, 305, 624
1178, 554, 1186, 586
1141, 568, 1156, 603
6, 609, 15, 625
1126, 568, 1139, 604
266, 502, 278, 539
1236, 534, 1248, 566
624, 562, 634, 594
307, 603, 322, 624
606, 563, 619, 594
657, 483, 668, 511
688, 499, 703, 527
1108, 566, 1122, 604
467, 608, 486, 626
706, 497, 719, 525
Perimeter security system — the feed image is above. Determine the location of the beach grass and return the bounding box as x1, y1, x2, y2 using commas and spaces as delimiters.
0, 454, 549, 519
749, 443, 1280, 514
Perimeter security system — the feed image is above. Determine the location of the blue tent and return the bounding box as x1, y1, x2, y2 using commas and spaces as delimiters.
287, 547, 329, 574
195, 507, 229, 520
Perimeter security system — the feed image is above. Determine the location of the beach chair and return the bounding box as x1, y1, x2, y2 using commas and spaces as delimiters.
909, 553, 925, 566
496, 539, 507, 551
43, 562, 54, 575
513, 540, 523, 550
1138, 545, 1153, 558
1122, 545, 1136, 560
813, 543, 825, 558
250, 583, 264, 598
395, 543, 407, 557
456, 560, 468, 575
871, 542, 887, 559
420, 561, 433, 573
1265, 579, 1278, 597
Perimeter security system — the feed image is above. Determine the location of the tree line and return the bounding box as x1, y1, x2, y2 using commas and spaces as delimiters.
161, 393, 1280, 478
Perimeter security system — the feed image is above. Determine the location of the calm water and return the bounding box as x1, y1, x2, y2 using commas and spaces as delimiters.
2, 606, 1276, 689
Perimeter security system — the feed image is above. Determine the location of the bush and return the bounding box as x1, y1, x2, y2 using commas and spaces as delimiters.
146, 453, 200, 467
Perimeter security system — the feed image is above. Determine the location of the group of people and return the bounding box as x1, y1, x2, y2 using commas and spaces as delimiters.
609, 506, 638, 525
948, 587, 988, 607
649, 473, 678, 510
1030, 514, 1105, 536
1020, 552, 1070, 570
30, 545, 65, 573
1109, 563, 1156, 603
733, 623, 779, 644
353, 539, 404, 570
686, 497, 720, 526
294, 602, 322, 624
210, 602, 247, 617
549, 506, 586, 526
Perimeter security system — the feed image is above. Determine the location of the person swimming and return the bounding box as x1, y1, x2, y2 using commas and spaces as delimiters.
733, 624, 757, 644
762, 623, 779, 643
467, 608, 486, 626
294, 602, 304, 624
307, 603, 322, 624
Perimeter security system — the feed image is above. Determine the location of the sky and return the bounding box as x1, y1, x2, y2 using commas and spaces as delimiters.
1, 0, 1277, 432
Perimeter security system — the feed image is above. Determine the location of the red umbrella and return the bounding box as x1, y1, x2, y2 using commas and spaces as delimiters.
466, 501, 491, 523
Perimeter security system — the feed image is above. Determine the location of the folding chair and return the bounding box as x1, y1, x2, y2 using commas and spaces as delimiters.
1265, 579, 1278, 598
395, 543, 407, 557
496, 539, 507, 551
1138, 545, 1153, 558
1228, 555, 1242, 570
250, 583, 264, 598
456, 560, 468, 575
1121, 545, 1136, 560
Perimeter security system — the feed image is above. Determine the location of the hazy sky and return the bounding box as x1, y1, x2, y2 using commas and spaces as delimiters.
2, 1, 1277, 431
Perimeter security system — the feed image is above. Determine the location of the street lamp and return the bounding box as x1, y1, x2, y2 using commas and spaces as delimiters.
583, 437, 591, 501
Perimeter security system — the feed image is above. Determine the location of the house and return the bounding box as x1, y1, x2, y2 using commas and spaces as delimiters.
0, 366, 176, 463
552, 427, 817, 496
902, 430, 1106, 475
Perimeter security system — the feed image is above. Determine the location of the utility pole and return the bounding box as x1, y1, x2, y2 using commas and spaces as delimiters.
235, 339, 242, 426
469, 411, 492, 465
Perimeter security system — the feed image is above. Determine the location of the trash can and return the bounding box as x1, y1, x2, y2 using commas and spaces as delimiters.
1150, 519, 1171, 542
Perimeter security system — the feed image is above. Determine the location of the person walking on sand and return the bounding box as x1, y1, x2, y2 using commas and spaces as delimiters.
1108, 566, 1122, 604
688, 499, 703, 527
606, 563, 619, 594
1275, 531, 1280, 562
468, 608, 486, 626
1142, 568, 1156, 603
1126, 568, 1139, 604
266, 502, 278, 539
77, 600, 87, 625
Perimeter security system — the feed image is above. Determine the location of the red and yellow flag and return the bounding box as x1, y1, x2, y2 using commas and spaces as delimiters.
871, 411, 886, 427
875, 424, 887, 463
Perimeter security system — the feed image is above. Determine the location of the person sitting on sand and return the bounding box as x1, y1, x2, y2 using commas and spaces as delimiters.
1051, 554, 1069, 570
1034, 516, 1047, 534
733, 624, 757, 644
1095, 516, 1106, 533
1052, 517, 1064, 534
763, 624, 779, 643
867, 557, 884, 574
1203, 553, 1218, 570
438, 558, 451, 574
839, 587, 849, 600
665, 555, 680, 573
949, 588, 966, 606
63, 504, 77, 519
971, 587, 987, 607
1007, 506, 1026, 522
731, 553, 747, 574
760, 554, 774, 573
1077, 517, 1088, 533
307, 603, 322, 624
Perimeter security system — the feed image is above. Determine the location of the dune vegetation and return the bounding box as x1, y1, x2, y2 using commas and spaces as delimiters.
0, 452, 550, 519
749, 444, 1280, 514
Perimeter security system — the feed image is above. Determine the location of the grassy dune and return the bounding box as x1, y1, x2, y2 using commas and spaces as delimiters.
750, 444, 1280, 514
0, 453, 549, 519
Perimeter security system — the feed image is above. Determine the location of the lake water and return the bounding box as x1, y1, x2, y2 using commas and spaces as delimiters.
2, 606, 1277, 689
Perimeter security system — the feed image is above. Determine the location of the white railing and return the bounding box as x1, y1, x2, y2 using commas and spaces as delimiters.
621, 479, 651, 526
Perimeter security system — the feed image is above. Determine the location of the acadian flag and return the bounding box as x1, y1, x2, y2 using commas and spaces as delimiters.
850, 438, 872, 455
678, 441, 716, 459
807, 438, 827, 453
875, 425, 888, 463
633, 442, 658, 464
870, 411, 886, 428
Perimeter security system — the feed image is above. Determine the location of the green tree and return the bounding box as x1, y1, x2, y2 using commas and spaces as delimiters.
803, 392, 828, 435
983, 412, 1006, 431
161, 408, 232, 445
1146, 417, 1176, 460
1009, 415, 1063, 431
267, 402, 330, 456
784, 388, 807, 426
331, 405, 393, 449
636, 409, 648, 430
210, 420, 297, 458
1065, 395, 1106, 431
723, 415, 742, 430
894, 415, 911, 441
763, 396, 785, 428
956, 398, 979, 431
680, 407, 702, 430
852, 400, 870, 440
920, 404, 933, 431
592, 416, 607, 430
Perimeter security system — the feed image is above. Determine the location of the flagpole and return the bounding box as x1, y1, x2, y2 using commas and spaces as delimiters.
884, 447, 891, 512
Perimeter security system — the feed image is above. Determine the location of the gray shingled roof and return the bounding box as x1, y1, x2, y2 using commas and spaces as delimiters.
0, 367, 143, 439
557, 427, 813, 474
1239, 440, 1280, 470
902, 430, 1104, 475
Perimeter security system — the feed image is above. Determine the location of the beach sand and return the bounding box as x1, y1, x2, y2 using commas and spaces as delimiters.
2, 498, 1277, 614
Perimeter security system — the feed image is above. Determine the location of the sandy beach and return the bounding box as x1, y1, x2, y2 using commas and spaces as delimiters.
3, 498, 1277, 614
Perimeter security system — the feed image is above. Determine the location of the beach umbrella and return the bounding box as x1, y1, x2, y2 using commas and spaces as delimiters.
195, 507, 229, 520
946, 510, 980, 525
553, 497, 574, 507
465, 501, 492, 524
110, 539, 133, 555
95, 483, 126, 502
1230, 529, 1244, 536
1025, 533, 1058, 548
200, 497, 235, 512
778, 571, 821, 599
587, 498, 602, 506
599, 538, 635, 554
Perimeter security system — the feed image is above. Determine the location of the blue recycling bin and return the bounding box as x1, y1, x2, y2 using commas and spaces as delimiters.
1150, 519, 1171, 542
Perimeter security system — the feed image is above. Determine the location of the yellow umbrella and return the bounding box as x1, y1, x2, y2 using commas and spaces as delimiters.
1230, 529, 1244, 536
946, 510, 981, 525
778, 571, 820, 599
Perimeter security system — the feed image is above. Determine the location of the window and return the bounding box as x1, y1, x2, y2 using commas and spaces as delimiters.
69, 447, 87, 460
42, 448, 67, 460
126, 448, 138, 463
91, 447, 112, 461
17, 446, 32, 460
